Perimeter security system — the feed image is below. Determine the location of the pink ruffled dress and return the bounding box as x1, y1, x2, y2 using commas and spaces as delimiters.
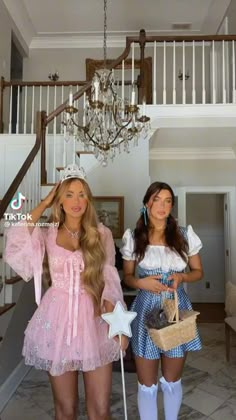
4, 224, 124, 376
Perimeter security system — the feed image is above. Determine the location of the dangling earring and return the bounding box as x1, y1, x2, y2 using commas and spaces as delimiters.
140, 206, 148, 226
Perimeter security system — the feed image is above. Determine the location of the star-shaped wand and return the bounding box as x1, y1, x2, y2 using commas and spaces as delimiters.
102, 301, 137, 420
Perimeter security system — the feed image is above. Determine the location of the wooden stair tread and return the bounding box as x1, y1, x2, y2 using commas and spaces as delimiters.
0, 303, 16, 316
5, 275, 22, 285
76, 151, 94, 156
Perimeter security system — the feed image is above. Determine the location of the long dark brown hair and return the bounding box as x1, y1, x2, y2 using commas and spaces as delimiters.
134, 182, 188, 262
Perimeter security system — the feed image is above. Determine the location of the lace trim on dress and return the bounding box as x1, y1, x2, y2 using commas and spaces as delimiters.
22, 342, 120, 376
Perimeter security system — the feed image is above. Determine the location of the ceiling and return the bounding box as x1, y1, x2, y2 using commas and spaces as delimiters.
3, 0, 233, 49
149, 127, 236, 159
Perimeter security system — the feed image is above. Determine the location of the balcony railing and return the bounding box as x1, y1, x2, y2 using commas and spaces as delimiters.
1, 33, 236, 136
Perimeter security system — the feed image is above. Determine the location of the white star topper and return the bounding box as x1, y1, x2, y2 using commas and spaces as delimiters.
101, 301, 137, 338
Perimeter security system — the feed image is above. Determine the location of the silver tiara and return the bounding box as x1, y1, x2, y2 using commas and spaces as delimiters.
60, 164, 86, 183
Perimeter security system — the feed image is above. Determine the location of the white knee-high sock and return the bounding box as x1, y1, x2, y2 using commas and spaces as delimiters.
160, 376, 182, 420
137, 382, 158, 420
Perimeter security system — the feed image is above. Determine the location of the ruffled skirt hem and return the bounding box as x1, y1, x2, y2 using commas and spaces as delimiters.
22, 345, 120, 376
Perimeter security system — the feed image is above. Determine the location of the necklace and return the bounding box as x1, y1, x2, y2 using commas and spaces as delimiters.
63, 223, 80, 239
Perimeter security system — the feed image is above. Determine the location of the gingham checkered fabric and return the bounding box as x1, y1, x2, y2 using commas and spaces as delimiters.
130, 269, 202, 358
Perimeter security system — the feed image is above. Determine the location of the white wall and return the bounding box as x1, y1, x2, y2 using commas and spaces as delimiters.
0, 0, 28, 77
0, 134, 35, 197
23, 47, 125, 81
150, 159, 236, 186
0, 0, 12, 80
86, 137, 150, 238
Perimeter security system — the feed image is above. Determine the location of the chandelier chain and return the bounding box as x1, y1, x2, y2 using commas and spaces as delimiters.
103, 0, 107, 67
62, 0, 151, 166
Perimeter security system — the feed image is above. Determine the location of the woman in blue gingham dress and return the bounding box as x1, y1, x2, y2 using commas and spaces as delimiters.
120, 182, 203, 420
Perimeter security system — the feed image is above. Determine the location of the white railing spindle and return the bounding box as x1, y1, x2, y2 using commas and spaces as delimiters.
46, 85, 50, 134
39, 85, 42, 111
182, 41, 186, 104
53, 134, 56, 183
61, 85, 64, 134
202, 41, 206, 104
131, 42, 134, 85
31, 86, 35, 134
163, 41, 166, 104
222, 40, 226, 103
192, 41, 196, 104
153, 41, 157, 104
24, 85, 27, 134
122, 60, 125, 117
232, 41, 236, 103
172, 41, 176, 104
16, 85, 20, 134
53, 85, 57, 135
212, 40, 216, 104
8, 86, 12, 134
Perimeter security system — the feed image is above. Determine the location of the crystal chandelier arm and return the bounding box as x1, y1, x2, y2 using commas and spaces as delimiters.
111, 105, 133, 130
106, 123, 131, 146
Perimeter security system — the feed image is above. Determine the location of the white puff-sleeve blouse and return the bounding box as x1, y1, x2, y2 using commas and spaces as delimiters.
120, 225, 202, 272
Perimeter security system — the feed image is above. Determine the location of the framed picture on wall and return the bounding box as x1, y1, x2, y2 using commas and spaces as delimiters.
93, 196, 124, 239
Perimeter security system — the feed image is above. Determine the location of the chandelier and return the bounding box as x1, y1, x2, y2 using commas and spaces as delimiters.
63, 0, 150, 166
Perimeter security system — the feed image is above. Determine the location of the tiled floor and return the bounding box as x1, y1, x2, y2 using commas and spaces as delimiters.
1, 323, 236, 419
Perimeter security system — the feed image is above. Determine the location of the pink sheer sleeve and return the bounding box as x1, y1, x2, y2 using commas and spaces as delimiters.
4, 225, 46, 305
99, 224, 125, 308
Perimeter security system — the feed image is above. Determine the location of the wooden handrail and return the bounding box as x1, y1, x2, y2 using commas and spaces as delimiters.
125, 33, 236, 43
0, 111, 46, 220
0, 77, 4, 133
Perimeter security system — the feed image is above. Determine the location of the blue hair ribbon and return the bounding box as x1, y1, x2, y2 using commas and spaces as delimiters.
140, 206, 148, 226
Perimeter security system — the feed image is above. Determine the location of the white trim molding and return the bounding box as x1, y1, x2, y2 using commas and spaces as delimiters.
29, 33, 207, 50
150, 147, 236, 160
30, 34, 127, 49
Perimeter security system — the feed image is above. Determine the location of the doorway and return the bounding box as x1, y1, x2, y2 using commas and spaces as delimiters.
10, 36, 23, 133
174, 186, 235, 322
186, 193, 225, 303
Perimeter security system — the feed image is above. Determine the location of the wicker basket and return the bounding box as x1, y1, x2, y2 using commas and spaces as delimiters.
148, 291, 200, 351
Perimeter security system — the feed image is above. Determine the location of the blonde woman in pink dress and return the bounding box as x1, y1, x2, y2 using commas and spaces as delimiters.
4, 164, 127, 420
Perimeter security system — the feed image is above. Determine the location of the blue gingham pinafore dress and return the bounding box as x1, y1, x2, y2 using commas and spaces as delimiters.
120, 226, 202, 359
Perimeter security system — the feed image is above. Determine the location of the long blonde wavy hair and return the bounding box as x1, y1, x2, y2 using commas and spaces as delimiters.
49, 178, 106, 312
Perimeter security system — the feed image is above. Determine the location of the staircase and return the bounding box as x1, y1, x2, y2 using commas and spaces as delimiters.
1, 30, 236, 410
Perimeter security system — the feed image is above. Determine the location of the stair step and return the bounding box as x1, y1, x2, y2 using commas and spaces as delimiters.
76, 151, 94, 157
0, 303, 16, 316
5, 275, 22, 285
